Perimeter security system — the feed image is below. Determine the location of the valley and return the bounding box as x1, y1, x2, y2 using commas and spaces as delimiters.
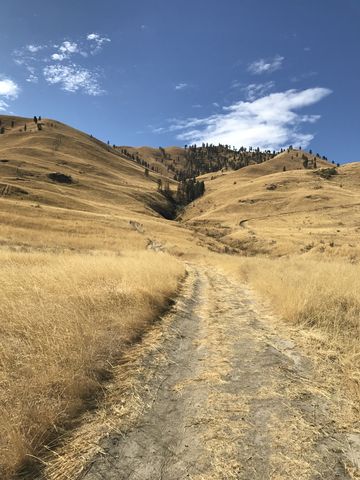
0, 115, 359, 480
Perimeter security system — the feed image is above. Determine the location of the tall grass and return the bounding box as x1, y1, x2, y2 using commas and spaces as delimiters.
0, 249, 184, 479
227, 256, 360, 398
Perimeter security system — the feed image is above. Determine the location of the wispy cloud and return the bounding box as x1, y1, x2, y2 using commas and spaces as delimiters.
51, 41, 79, 61
25, 66, 38, 83
151, 126, 166, 134
86, 33, 111, 54
290, 71, 317, 83
0, 76, 20, 111
0, 100, 9, 111
175, 82, 188, 90
26, 44, 44, 53
167, 87, 331, 150
242, 81, 275, 100
231, 80, 242, 89
43, 64, 104, 95
248, 55, 284, 74
13, 33, 110, 95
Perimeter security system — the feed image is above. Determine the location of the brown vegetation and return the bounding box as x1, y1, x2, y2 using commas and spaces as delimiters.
1, 114, 359, 478
216, 255, 360, 401
183, 151, 360, 259
0, 249, 184, 478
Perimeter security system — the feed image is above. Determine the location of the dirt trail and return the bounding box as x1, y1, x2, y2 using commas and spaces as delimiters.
82, 267, 355, 480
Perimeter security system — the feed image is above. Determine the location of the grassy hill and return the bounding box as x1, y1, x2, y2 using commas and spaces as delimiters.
117, 145, 187, 178
117, 143, 281, 180
182, 150, 360, 259
0, 114, 199, 479
1, 115, 359, 479
0, 115, 194, 252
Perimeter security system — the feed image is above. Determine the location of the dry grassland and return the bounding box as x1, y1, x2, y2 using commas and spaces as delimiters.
186, 153, 360, 404
214, 254, 360, 404
0, 249, 184, 479
185, 152, 360, 259
1, 116, 359, 477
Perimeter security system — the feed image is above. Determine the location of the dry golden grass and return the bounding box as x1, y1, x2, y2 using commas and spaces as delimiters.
185, 152, 360, 406
0, 248, 184, 479
0, 115, 203, 258
185, 151, 360, 259
118, 145, 187, 178
0, 115, 204, 477
43, 266, 197, 480
215, 254, 360, 401
2, 114, 360, 477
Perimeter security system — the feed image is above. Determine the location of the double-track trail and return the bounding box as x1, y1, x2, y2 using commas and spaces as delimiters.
82, 266, 352, 480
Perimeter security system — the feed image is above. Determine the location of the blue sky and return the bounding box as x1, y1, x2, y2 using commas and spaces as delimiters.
0, 0, 359, 163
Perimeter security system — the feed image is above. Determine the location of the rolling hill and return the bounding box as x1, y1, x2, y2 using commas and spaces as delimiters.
1, 114, 360, 480
0, 115, 195, 253
2, 115, 356, 260
182, 150, 360, 259
117, 143, 282, 180
1, 115, 357, 261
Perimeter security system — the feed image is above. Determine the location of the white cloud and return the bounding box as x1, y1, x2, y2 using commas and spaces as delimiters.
86, 33, 111, 54
291, 71, 317, 83
0, 77, 20, 98
51, 41, 79, 61
13, 57, 25, 66
51, 53, 66, 61
43, 64, 104, 95
170, 87, 331, 150
15, 34, 111, 65
152, 126, 166, 133
299, 114, 321, 123
248, 55, 284, 74
242, 81, 275, 101
25, 66, 38, 83
13, 34, 111, 95
60, 41, 78, 54
0, 100, 9, 111
231, 80, 242, 89
175, 82, 188, 90
26, 44, 44, 53
0, 77, 20, 112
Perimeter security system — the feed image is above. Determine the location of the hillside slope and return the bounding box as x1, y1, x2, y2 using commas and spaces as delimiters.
117, 144, 281, 180
0, 115, 191, 252
1, 116, 359, 480
182, 150, 360, 259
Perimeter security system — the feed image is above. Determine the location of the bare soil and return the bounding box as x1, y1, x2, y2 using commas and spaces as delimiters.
80, 266, 356, 480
